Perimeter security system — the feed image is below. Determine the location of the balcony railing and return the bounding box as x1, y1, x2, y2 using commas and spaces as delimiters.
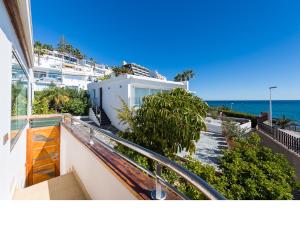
258, 122, 300, 155
62, 114, 226, 200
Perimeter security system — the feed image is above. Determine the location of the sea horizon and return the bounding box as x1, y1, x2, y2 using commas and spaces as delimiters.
206, 100, 300, 123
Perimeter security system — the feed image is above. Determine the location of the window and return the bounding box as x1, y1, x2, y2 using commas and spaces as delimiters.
11, 52, 28, 148
48, 71, 62, 81
134, 88, 162, 107
150, 89, 161, 95
34, 71, 46, 79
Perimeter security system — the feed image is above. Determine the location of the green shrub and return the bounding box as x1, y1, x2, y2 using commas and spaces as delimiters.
33, 87, 89, 116
219, 133, 297, 199
222, 120, 248, 140
221, 110, 258, 128
210, 110, 219, 119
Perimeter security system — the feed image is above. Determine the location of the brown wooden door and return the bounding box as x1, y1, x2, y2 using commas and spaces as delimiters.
26, 126, 60, 186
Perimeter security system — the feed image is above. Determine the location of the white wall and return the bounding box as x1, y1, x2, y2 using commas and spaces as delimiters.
0, 0, 32, 199
87, 75, 188, 131
60, 126, 137, 200
62, 74, 88, 89
240, 121, 252, 133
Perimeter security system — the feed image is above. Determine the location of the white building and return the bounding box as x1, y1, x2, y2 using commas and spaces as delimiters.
33, 50, 112, 90
122, 61, 166, 80
88, 74, 188, 131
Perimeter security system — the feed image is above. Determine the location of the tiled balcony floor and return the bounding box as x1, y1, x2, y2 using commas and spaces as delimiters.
13, 172, 87, 200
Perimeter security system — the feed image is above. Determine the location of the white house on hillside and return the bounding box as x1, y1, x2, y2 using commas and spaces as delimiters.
88, 74, 188, 131
33, 50, 113, 90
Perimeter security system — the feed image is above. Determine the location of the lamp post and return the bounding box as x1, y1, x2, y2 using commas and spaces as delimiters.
269, 86, 277, 128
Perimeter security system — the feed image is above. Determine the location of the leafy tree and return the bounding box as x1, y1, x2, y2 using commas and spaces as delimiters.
33, 87, 89, 116
57, 37, 85, 60
117, 88, 208, 158
174, 70, 195, 81
62, 98, 87, 115
73, 48, 85, 60
219, 133, 297, 200
42, 44, 53, 51
112, 66, 133, 76
275, 115, 292, 129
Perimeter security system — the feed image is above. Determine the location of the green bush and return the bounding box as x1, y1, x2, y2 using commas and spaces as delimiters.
221, 110, 258, 128
33, 87, 89, 116
117, 132, 298, 200
210, 110, 219, 119
219, 133, 297, 199
222, 120, 248, 140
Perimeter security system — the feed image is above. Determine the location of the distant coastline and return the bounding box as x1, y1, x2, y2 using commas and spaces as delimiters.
206, 100, 300, 123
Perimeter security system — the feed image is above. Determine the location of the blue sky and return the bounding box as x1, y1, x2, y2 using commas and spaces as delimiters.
31, 0, 300, 100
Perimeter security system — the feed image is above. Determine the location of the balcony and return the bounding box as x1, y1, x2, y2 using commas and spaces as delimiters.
13, 114, 225, 200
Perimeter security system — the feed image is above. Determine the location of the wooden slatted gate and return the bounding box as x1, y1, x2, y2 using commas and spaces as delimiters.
26, 126, 60, 186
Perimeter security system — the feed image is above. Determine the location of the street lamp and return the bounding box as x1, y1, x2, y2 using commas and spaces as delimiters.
269, 86, 277, 128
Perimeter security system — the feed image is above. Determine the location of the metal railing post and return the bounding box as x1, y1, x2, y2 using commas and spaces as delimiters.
151, 162, 167, 200
89, 127, 94, 145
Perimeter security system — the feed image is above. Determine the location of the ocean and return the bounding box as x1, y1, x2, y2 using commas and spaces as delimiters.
206, 100, 300, 123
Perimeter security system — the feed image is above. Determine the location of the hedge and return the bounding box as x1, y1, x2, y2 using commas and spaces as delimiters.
221, 110, 258, 128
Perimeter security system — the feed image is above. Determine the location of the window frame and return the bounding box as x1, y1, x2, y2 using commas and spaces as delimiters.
10, 49, 29, 151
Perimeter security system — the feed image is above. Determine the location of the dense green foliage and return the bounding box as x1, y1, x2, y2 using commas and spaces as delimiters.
219, 133, 297, 199
34, 41, 53, 51
115, 89, 297, 199
33, 87, 89, 116
117, 88, 208, 158
221, 110, 258, 128
34, 38, 88, 61
57, 37, 85, 60
174, 70, 195, 81
117, 132, 298, 200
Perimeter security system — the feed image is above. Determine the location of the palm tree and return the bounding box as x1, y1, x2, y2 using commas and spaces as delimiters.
34, 41, 45, 65
47, 87, 70, 112
276, 115, 291, 129
174, 70, 195, 81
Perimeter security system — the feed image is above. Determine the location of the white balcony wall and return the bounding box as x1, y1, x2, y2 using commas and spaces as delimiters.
62, 74, 88, 89
60, 126, 137, 200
